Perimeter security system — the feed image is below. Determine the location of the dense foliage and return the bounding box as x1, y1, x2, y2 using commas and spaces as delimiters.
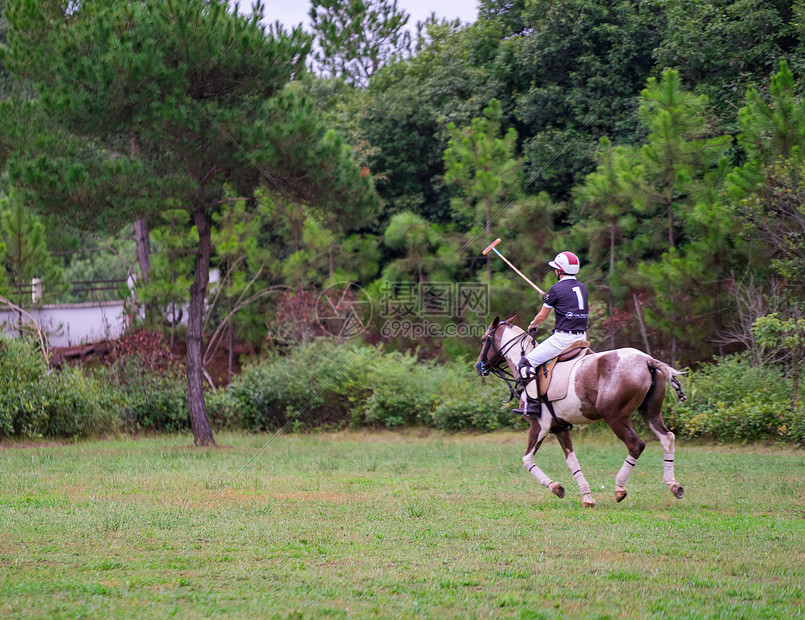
0, 335, 801, 444
1, 0, 804, 441
208, 340, 516, 432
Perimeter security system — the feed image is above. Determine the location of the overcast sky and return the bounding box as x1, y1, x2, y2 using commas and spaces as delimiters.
259, 0, 479, 31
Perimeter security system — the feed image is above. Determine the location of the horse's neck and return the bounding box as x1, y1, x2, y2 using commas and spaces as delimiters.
499, 325, 531, 369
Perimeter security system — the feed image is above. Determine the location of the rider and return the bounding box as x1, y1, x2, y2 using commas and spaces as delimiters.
519, 251, 588, 379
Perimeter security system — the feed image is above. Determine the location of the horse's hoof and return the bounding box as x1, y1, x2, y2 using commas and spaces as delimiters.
615, 490, 628, 503
549, 482, 565, 499
583, 499, 596, 508
671, 484, 684, 499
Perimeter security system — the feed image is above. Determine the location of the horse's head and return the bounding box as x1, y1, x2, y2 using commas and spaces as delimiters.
475, 316, 502, 376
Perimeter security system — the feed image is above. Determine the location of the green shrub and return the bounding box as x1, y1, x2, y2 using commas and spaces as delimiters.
45, 365, 120, 437
214, 340, 521, 433
0, 337, 119, 438
664, 354, 801, 443
105, 357, 189, 433
670, 353, 790, 408
220, 341, 372, 432
431, 397, 511, 432
361, 351, 444, 428
0, 338, 50, 437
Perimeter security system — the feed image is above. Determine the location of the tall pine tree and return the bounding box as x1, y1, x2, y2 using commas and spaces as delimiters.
4, 0, 376, 446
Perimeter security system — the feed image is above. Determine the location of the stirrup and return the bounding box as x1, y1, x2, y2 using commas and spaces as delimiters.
512, 402, 541, 417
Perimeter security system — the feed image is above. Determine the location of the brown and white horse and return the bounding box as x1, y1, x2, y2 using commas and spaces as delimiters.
477, 316, 686, 507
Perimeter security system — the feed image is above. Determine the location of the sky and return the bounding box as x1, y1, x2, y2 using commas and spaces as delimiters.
259, 0, 479, 31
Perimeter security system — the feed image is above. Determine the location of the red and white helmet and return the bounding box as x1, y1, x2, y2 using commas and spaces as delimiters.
548, 251, 580, 275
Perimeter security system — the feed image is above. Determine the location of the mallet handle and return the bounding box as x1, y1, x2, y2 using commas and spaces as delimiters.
490, 247, 546, 296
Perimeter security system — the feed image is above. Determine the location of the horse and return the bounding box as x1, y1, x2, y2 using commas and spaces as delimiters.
476, 316, 686, 507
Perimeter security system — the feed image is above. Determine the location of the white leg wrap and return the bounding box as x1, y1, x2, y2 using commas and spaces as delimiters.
523, 451, 552, 488
565, 451, 591, 496
663, 453, 676, 485
615, 456, 637, 489
649, 424, 678, 486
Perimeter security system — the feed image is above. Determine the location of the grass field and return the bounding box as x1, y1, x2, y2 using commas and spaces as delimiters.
0, 430, 803, 618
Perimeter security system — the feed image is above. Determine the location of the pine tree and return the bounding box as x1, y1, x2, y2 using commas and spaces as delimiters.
382, 211, 444, 283
0, 190, 65, 309
3, 0, 376, 446
624, 70, 732, 359
630, 69, 731, 252
208, 197, 275, 382
444, 98, 523, 281
573, 137, 636, 349
310, 0, 412, 86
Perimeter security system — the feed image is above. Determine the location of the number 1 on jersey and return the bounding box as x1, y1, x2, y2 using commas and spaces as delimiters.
572, 286, 585, 310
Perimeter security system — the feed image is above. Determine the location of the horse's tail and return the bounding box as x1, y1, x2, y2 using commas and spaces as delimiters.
648, 358, 687, 403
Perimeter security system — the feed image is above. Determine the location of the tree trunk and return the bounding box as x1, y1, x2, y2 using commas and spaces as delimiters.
633, 293, 652, 356
131, 133, 153, 320
609, 223, 616, 350
486, 203, 492, 282
134, 218, 152, 283
134, 217, 155, 323
187, 206, 216, 447
227, 297, 234, 384
667, 198, 675, 249
793, 341, 802, 409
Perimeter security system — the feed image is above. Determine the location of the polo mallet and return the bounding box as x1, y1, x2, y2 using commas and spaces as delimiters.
482, 238, 546, 296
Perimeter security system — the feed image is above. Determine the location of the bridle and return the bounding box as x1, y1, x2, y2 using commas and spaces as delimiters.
476, 320, 533, 402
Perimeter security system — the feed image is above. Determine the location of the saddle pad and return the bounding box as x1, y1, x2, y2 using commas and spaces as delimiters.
546, 355, 586, 402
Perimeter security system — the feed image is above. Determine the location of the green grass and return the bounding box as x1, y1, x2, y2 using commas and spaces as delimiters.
0, 431, 803, 618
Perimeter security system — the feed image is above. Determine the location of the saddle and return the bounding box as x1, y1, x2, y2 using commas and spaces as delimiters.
515, 341, 593, 423
525, 340, 592, 402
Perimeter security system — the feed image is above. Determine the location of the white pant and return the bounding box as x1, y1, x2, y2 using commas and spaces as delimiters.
524, 331, 587, 367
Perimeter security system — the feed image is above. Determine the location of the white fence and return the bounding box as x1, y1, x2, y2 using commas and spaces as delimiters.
0, 301, 129, 347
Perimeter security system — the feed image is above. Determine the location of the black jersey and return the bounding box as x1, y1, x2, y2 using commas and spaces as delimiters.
542, 276, 588, 332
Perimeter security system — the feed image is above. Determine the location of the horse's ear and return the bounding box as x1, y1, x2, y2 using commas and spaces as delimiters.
490, 316, 500, 329
504, 311, 518, 323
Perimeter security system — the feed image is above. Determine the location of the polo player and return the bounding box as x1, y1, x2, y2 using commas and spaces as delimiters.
519, 251, 588, 378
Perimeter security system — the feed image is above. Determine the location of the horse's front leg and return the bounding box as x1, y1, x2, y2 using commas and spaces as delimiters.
523, 417, 565, 498
554, 429, 596, 508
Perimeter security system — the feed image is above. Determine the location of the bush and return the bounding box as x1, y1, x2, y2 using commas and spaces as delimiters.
45, 365, 120, 437
361, 351, 444, 428
213, 340, 519, 433
106, 357, 189, 433
216, 342, 371, 431
0, 337, 119, 439
664, 354, 802, 443
0, 338, 50, 437
431, 397, 511, 432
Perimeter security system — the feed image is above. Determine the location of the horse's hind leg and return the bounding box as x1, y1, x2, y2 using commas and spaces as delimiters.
608, 419, 645, 503
523, 418, 565, 499
555, 429, 596, 508
639, 374, 684, 499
